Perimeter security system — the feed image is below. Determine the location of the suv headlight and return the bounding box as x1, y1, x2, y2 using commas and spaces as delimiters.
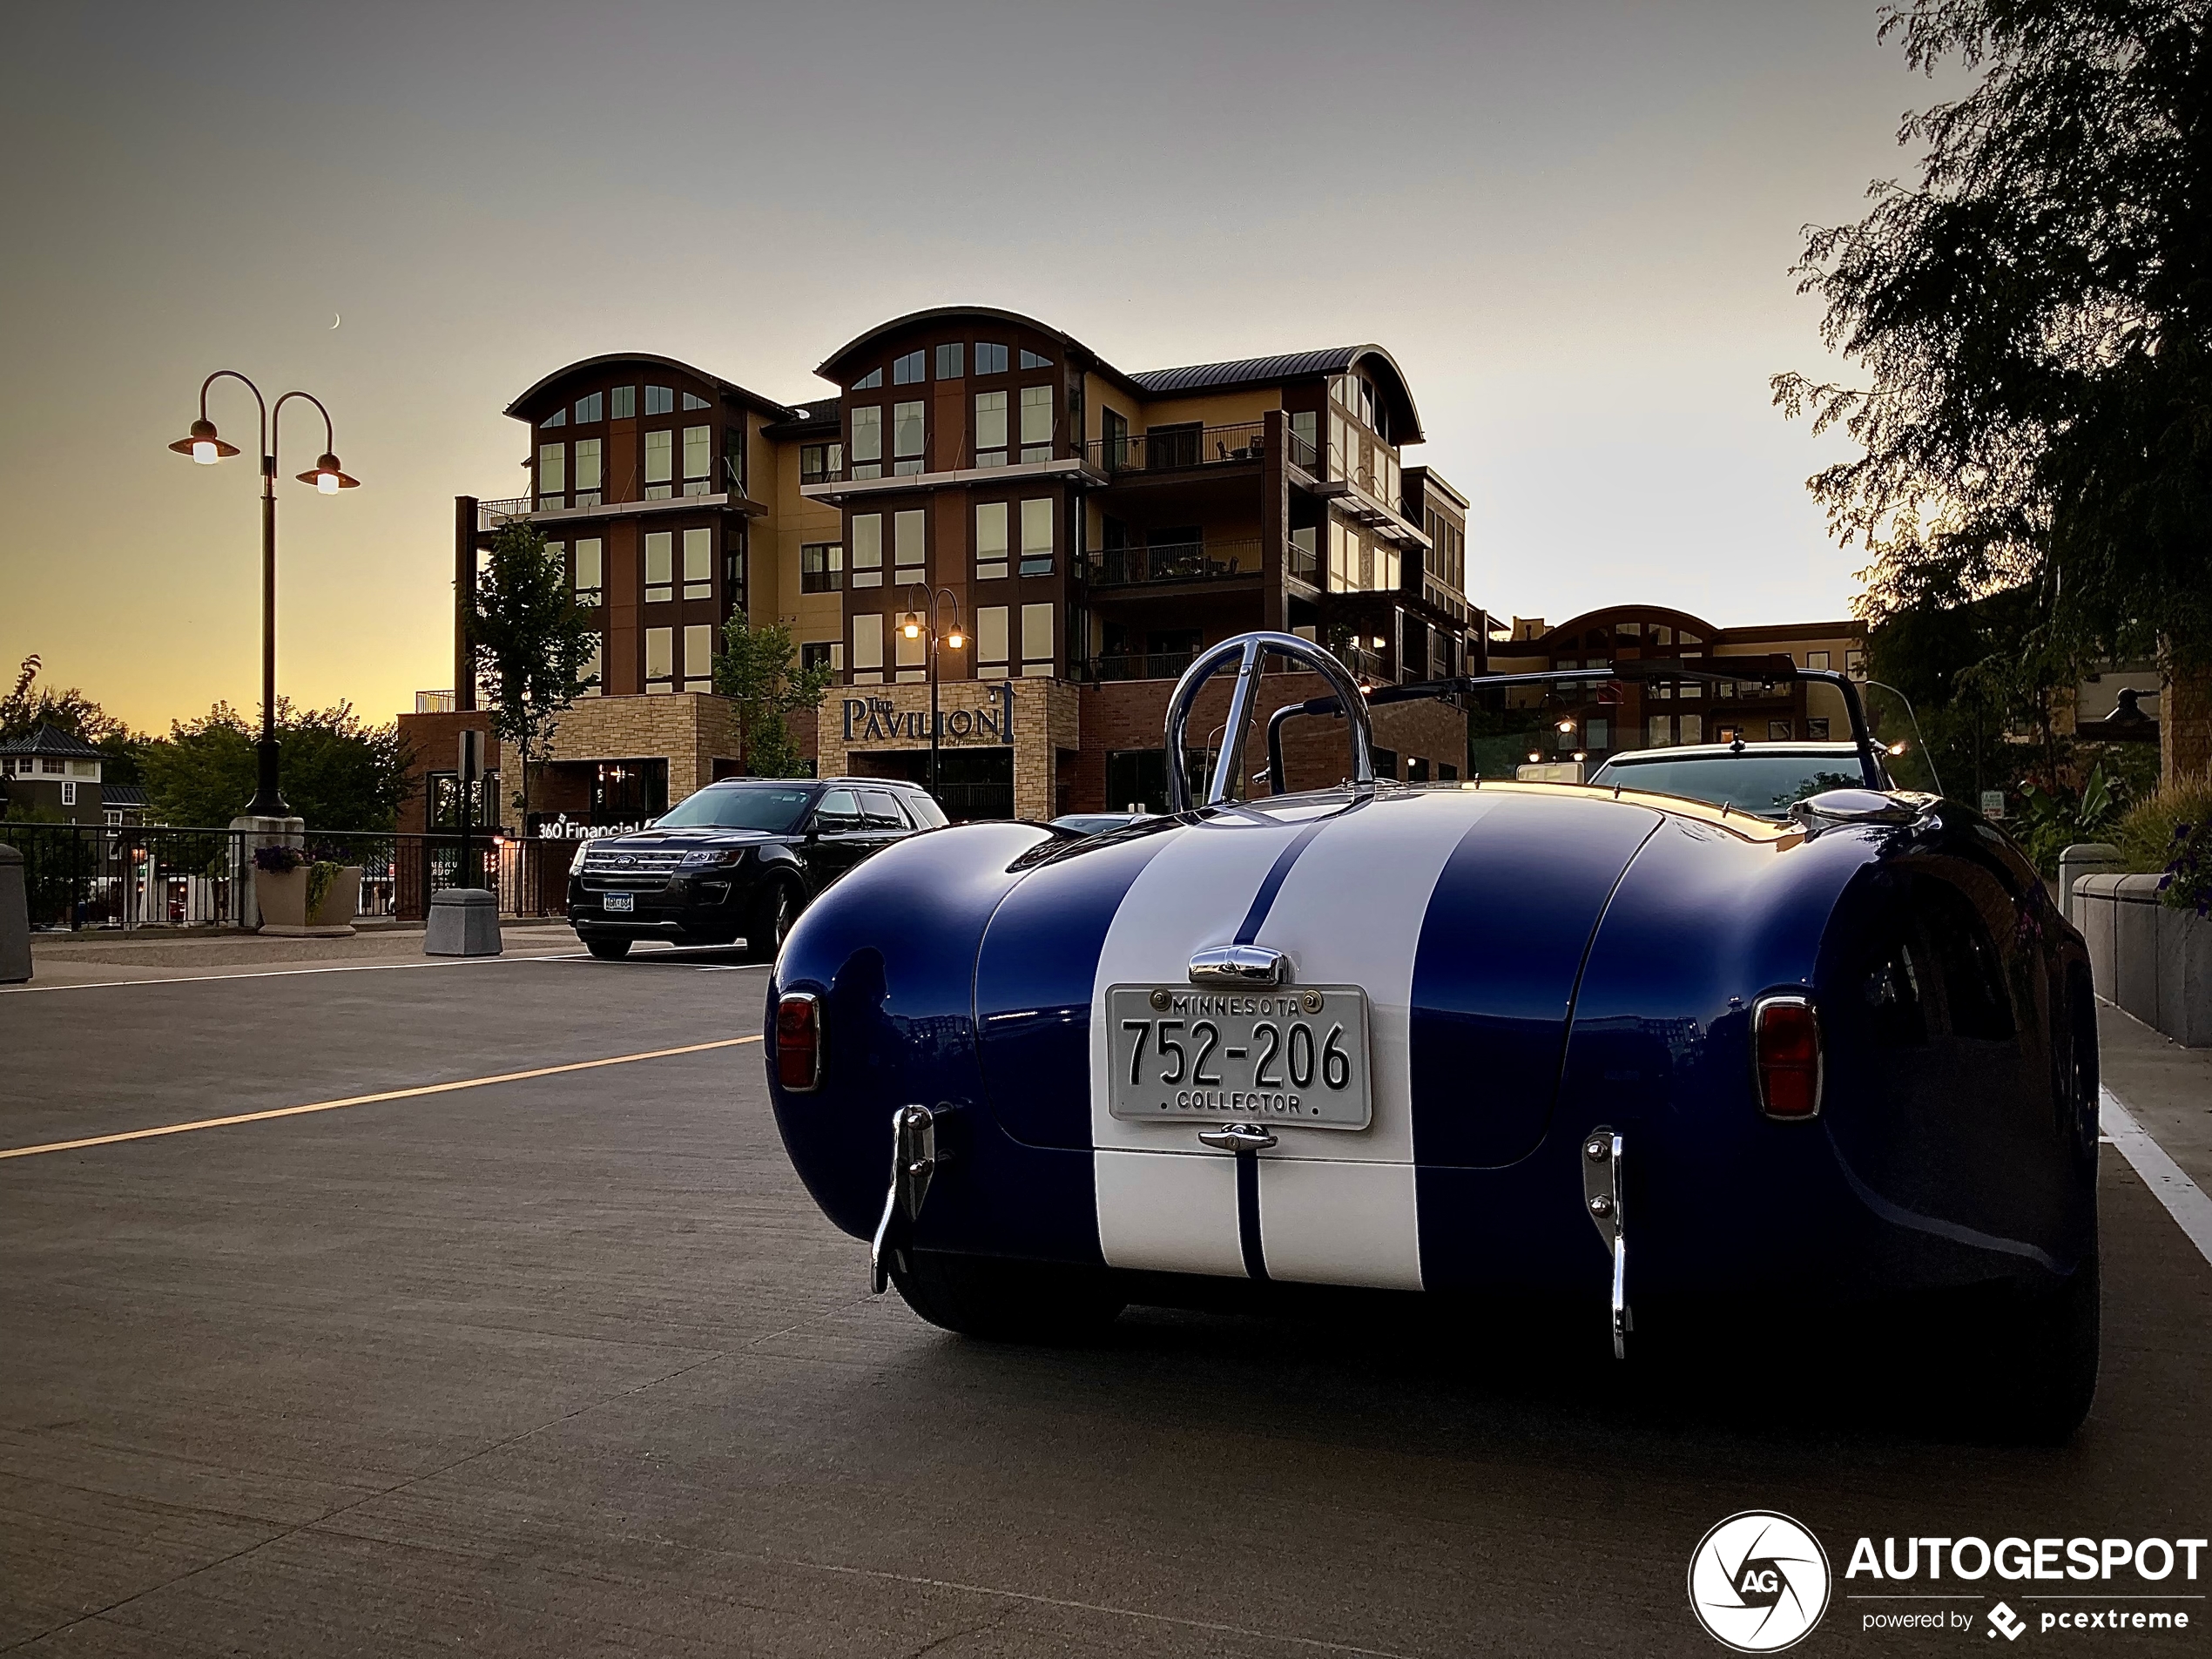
570, 841, 590, 875
680, 847, 745, 868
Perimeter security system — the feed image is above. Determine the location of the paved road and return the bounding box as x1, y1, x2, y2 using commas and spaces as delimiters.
3, 951, 2209, 1656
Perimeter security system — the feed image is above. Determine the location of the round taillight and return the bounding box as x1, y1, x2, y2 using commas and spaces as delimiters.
1752, 995, 1822, 1119
776, 992, 822, 1092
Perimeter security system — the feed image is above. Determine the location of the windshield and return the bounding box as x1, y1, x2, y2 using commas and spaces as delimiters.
1589, 754, 1867, 819
1859, 680, 1946, 797
651, 784, 817, 833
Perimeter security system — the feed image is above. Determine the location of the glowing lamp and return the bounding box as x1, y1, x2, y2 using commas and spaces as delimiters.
296, 451, 360, 491
168, 418, 239, 465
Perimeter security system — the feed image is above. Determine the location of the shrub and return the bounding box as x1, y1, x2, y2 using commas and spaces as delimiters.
2117, 772, 2212, 916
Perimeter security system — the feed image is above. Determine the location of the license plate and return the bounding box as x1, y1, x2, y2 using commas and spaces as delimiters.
603, 893, 635, 913
1105, 985, 1372, 1130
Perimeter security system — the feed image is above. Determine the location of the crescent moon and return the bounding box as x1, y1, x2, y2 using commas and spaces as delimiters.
330, 313, 341, 329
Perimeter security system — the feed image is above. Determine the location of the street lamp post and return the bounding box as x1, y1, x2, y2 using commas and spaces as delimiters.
898, 585, 967, 797
170, 372, 358, 818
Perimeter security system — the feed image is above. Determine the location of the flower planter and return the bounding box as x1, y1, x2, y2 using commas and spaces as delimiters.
255, 864, 362, 937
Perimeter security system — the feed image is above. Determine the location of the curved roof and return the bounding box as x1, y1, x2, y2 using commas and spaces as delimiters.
1540, 604, 1723, 645
815, 307, 1132, 387
502, 354, 798, 421
1128, 345, 1424, 442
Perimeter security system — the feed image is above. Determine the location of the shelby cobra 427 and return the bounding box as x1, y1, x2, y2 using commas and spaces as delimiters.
765, 633, 2100, 1440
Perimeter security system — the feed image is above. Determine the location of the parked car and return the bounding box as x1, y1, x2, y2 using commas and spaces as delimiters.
568, 777, 947, 961
765, 633, 2099, 1440
1588, 742, 1892, 819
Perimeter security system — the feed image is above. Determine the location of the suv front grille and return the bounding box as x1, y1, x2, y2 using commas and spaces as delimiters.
581, 846, 688, 889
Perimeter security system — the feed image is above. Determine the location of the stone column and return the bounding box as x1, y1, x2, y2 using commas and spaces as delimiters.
2162, 662, 2211, 788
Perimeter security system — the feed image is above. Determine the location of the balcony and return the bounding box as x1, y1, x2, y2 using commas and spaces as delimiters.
414, 691, 457, 713
475, 488, 760, 533
1084, 421, 1318, 480
1087, 539, 1263, 589
1089, 651, 1198, 684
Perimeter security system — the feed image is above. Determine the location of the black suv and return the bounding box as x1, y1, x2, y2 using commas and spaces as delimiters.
566, 777, 948, 961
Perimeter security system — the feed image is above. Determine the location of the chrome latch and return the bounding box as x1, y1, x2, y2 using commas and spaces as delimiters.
871, 1103, 948, 1294
1582, 1128, 1630, 1359
1197, 1122, 1278, 1153
1189, 944, 1288, 988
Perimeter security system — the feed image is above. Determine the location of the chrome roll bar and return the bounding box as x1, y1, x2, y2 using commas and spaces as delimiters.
1163, 631, 1375, 813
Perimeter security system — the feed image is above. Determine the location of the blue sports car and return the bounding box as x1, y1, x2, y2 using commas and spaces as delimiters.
765, 633, 2099, 1440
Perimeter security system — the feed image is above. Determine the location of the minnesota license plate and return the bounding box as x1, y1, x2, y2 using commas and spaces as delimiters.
603, 893, 635, 913
1105, 985, 1372, 1130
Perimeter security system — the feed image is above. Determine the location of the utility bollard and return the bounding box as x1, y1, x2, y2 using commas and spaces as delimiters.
425, 887, 502, 957
0, 842, 30, 983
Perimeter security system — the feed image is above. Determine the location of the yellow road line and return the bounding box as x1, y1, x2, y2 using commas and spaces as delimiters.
0, 1036, 761, 1162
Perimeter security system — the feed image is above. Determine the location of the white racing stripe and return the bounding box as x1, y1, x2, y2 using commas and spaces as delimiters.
1089, 793, 1490, 1288
2101, 1086, 2212, 1269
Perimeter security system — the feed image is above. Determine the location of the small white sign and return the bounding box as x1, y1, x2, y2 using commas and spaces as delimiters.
1980, 790, 2006, 819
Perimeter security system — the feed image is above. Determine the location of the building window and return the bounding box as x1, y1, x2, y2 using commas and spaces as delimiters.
105, 808, 123, 826
724, 425, 747, 496
853, 367, 883, 390
894, 509, 926, 583
851, 613, 884, 683
1586, 717, 1610, 751
725, 526, 746, 598
645, 385, 674, 415
1804, 650, 1831, 671
974, 341, 1008, 375
42, 758, 64, 774
893, 349, 926, 385
644, 428, 672, 497
1019, 385, 1052, 460
974, 391, 1008, 466
1289, 409, 1318, 467
684, 624, 714, 692
610, 385, 636, 420
575, 392, 603, 424
645, 626, 674, 690
1020, 347, 1051, 369
684, 527, 712, 600
800, 642, 835, 674
1806, 718, 1831, 740
574, 539, 604, 606
893, 401, 925, 473
684, 391, 710, 411
1021, 602, 1054, 678
1845, 649, 1865, 679
800, 543, 844, 592
1769, 720, 1793, 741
61, 780, 77, 806
683, 425, 711, 494
537, 442, 564, 508
1679, 714, 1703, 745
977, 605, 1009, 678
850, 514, 884, 588
645, 531, 673, 603
572, 438, 602, 506
850, 407, 882, 479
800, 442, 842, 483
894, 622, 925, 682
540, 408, 566, 428
580, 636, 603, 696
1019, 498, 1054, 577
975, 501, 1008, 580
935, 342, 963, 379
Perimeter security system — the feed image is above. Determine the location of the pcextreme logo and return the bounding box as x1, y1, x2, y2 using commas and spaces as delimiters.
1689, 1511, 1833, 1652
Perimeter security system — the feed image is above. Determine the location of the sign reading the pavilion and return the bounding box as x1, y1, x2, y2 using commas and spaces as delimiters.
841, 682, 1017, 745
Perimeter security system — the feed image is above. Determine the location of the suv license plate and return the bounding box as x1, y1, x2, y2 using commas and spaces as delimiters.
603, 893, 635, 913
1105, 985, 1371, 1130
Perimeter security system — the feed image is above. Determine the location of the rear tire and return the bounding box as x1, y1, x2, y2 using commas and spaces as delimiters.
888, 1250, 1125, 1343
584, 936, 631, 961
1941, 1248, 2100, 1443
745, 880, 798, 963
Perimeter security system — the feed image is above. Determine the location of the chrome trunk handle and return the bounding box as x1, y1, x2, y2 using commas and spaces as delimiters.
1163, 631, 1374, 813
1197, 1123, 1278, 1153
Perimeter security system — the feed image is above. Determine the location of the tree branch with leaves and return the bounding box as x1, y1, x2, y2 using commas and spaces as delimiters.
467, 521, 600, 826
713, 613, 832, 779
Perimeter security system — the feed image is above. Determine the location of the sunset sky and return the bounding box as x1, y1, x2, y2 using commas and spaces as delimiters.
0, 2, 1959, 735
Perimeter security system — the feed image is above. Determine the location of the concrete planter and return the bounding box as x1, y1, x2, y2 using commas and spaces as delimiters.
2074, 873, 2212, 1047
255, 864, 363, 937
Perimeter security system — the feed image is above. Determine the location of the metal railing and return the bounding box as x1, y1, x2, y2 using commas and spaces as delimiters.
415, 690, 457, 713
3, 824, 576, 931
1086, 421, 1272, 477
1089, 651, 1199, 684
1086, 539, 1264, 588
476, 496, 530, 531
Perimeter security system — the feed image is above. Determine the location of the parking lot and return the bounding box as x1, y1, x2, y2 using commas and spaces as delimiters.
3, 936, 2210, 1656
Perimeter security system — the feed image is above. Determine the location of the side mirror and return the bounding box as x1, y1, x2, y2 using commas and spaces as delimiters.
804, 823, 820, 845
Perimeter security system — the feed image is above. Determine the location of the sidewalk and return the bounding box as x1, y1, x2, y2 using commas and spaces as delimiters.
2099, 1000, 2212, 1192
6, 922, 583, 988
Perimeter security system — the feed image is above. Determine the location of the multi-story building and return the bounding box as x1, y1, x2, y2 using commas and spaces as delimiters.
411, 307, 1487, 827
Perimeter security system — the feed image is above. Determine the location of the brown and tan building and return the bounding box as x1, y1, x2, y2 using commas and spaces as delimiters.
406, 307, 1489, 826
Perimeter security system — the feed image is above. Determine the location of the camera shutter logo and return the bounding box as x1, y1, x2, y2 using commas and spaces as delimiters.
1687, 1511, 1831, 1652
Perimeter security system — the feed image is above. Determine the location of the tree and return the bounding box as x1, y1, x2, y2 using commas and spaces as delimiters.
1, 654, 144, 785
1774, 0, 2212, 676
713, 612, 832, 779
138, 700, 415, 829
467, 521, 599, 825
